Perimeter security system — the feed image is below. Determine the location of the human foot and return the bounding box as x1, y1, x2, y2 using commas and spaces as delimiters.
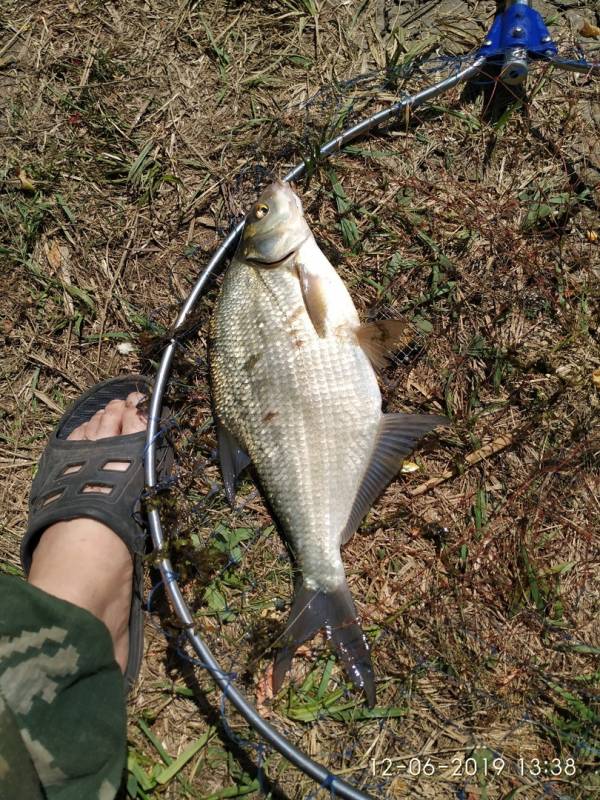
28, 392, 147, 672
28, 392, 147, 673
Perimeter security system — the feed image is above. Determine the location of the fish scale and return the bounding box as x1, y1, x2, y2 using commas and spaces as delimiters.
212, 260, 378, 589
210, 181, 447, 706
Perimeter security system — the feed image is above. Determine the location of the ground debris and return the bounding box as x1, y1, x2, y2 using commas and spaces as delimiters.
1, 0, 599, 797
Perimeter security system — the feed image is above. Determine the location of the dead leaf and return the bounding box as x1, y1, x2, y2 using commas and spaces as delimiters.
255, 662, 274, 717
389, 777, 408, 798
45, 240, 63, 272
497, 669, 520, 687
580, 21, 600, 38
592, 368, 600, 388
401, 460, 420, 474
117, 342, 136, 356
18, 169, 35, 193
196, 215, 217, 229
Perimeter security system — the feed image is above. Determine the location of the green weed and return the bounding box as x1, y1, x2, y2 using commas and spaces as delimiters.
327, 169, 360, 249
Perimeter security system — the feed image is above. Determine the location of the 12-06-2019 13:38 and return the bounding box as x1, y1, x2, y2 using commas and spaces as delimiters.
371, 754, 577, 778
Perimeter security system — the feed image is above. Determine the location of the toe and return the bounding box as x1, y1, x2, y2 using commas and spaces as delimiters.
67, 422, 87, 441
81, 408, 107, 440
122, 403, 147, 435
125, 391, 146, 408
65, 388, 149, 442
95, 399, 127, 438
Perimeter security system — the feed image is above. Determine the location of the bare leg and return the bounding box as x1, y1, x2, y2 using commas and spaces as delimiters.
28, 392, 147, 673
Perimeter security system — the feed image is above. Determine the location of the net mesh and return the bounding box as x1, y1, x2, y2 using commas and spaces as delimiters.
142, 45, 600, 800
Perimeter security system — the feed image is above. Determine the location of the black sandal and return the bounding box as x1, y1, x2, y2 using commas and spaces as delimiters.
21, 375, 173, 693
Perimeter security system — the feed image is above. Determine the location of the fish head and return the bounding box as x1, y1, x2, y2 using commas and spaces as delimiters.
239, 181, 311, 264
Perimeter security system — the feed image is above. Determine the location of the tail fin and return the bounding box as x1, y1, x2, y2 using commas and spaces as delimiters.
273, 582, 375, 707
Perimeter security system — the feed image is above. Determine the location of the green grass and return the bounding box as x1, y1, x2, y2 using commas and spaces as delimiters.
1, 1, 599, 798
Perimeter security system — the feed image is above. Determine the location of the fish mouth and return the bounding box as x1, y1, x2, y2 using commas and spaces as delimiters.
245, 249, 296, 267
244, 233, 311, 267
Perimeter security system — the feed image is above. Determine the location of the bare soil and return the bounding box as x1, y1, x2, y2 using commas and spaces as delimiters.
1, 1, 599, 798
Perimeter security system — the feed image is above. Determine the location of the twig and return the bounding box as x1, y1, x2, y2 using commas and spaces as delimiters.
74, 32, 100, 101
96, 215, 138, 365
410, 432, 515, 496
0, 459, 37, 470
27, 353, 84, 391
0, 18, 31, 60
32, 390, 64, 415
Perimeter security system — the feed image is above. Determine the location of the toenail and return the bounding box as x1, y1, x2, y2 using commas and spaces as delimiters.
126, 393, 146, 408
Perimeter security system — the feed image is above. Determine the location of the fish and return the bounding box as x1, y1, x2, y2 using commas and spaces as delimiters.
210, 180, 448, 706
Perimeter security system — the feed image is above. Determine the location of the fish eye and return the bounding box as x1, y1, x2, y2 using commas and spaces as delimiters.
255, 203, 269, 219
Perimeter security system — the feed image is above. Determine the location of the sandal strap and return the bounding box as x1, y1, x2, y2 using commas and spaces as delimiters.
21, 376, 172, 572
23, 431, 151, 572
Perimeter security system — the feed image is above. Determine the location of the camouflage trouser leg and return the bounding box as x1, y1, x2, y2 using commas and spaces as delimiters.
0, 575, 127, 800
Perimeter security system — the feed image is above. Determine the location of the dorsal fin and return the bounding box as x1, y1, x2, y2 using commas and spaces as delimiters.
356, 320, 410, 369
340, 413, 448, 544
217, 422, 251, 506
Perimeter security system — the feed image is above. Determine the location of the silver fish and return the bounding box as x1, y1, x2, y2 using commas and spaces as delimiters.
210, 181, 447, 706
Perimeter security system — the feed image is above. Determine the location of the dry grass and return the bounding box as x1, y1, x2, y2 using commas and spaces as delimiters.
1, 1, 599, 798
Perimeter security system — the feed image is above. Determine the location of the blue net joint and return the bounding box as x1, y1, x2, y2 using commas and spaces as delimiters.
477, 3, 558, 60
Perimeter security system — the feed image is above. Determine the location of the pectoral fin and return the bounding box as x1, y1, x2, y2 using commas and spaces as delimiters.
356, 320, 411, 369
296, 261, 328, 337
217, 422, 251, 505
341, 413, 449, 544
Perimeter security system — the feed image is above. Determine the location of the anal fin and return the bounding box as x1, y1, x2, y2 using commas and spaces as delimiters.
341, 413, 449, 544
217, 422, 251, 505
